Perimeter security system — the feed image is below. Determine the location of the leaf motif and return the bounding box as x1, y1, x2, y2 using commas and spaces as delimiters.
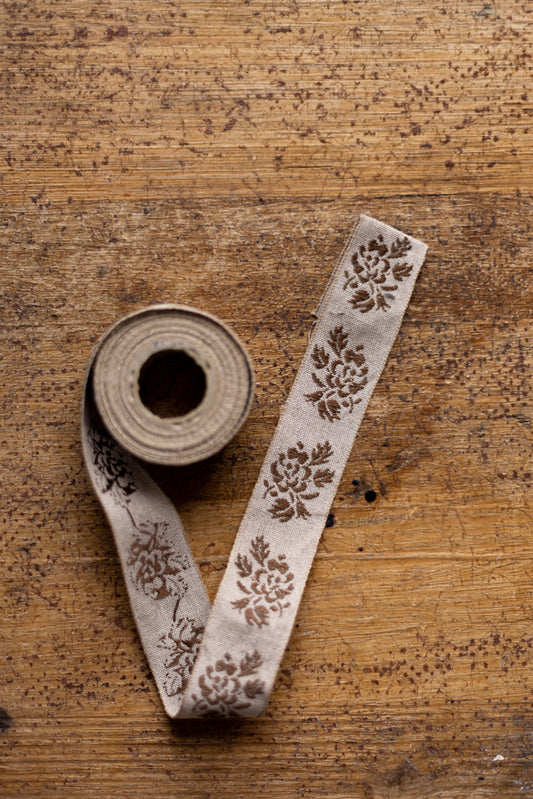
276, 587, 294, 605
375, 292, 390, 311
392, 261, 413, 281
311, 344, 329, 369
250, 535, 270, 566
232, 597, 250, 611
158, 617, 205, 699
310, 441, 333, 465
316, 398, 331, 421
245, 605, 269, 628
367, 236, 388, 257
300, 489, 319, 501
348, 378, 367, 397
345, 346, 365, 366
351, 252, 366, 275
236, 579, 251, 596
287, 441, 308, 463
324, 397, 341, 421
328, 326, 348, 357
216, 655, 237, 675
240, 650, 262, 676
349, 289, 375, 313
313, 467, 335, 488
295, 499, 311, 519
268, 556, 287, 574
305, 389, 324, 404
389, 236, 412, 259
235, 553, 253, 578
269, 497, 294, 522
244, 678, 264, 699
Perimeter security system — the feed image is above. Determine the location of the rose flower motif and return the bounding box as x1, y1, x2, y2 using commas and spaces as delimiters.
263, 441, 335, 522
353, 237, 390, 282
158, 617, 205, 697
232, 535, 295, 627
269, 443, 312, 495
127, 521, 190, 601
192, 651, 264, 717
343, 234, 413, 313
89, 425, 136, 506
305, 327, 368, 423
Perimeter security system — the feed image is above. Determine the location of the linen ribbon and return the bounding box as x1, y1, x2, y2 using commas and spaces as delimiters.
81, 215, 427, 718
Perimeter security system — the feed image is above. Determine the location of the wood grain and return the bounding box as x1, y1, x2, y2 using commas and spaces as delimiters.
1, 2, 532, 797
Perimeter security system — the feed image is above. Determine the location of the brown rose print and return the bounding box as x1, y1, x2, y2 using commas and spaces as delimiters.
232, 535, 295, 627
305, 326, 368, 422
127, 520, 190, 601
89, 424, 136, 507
158, 617, 205, 698
343, 234, 413, 312
191, 650, 264, 717
263, 440, 335, 522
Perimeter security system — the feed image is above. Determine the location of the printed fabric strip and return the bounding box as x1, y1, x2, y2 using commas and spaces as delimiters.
81, 214, 428, 718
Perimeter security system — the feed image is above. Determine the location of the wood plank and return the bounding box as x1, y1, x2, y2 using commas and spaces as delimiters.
1, 2, 532, 797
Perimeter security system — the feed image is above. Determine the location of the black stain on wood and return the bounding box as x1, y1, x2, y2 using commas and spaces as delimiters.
0, 708, 12, 733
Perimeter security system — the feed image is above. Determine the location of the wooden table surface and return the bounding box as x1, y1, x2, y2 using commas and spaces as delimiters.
1, 2, 532, 797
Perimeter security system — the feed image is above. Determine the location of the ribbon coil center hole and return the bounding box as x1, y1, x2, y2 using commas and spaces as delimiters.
138, 350, 207, 419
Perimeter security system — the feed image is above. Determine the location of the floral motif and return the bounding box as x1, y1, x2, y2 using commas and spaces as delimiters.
191, 650, 264, 717
343, 234, 413, 312
263, 440, 335, 523
232, 535, 294, 627
305, 326, 368, 422
127, 521, 190, 601
158, 617, 205, 698
89, 425, 136, 506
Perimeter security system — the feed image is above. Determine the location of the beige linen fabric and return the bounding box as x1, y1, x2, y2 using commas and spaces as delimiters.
81, 215, 427, 718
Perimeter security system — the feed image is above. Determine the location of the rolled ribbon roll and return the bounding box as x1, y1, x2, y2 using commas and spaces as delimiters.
91, 304, 254, 466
